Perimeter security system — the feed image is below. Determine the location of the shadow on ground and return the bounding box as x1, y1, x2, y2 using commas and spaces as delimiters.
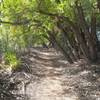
0, 48, 100, 100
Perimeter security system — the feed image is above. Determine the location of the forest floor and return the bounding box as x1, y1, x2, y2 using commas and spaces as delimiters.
0, 48, 100, 100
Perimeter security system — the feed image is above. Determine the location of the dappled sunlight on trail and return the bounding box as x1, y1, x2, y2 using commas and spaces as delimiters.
4, 48, 100, 100
26, 77, 78, 100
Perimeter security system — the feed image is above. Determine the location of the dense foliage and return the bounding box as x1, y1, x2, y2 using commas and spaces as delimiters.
0, 0, 100, 65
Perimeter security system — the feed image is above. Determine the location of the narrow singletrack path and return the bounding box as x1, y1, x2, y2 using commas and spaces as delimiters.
12, 48, 100, 100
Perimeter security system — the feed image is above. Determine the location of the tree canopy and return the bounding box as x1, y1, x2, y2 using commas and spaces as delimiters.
0, 0, 100, 64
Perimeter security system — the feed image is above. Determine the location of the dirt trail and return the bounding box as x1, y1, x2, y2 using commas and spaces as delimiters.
9, 48, 100, 100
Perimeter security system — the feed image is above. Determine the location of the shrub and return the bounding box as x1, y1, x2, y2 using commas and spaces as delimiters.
4, 52, 20, 70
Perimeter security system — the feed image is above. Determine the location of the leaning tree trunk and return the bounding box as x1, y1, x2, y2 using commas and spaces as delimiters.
56, 22, 78, 61
58, 22, 81, 59
54, 16, 90, 62
47, 30, 73, 63
38, 3, 99, 63
91, 12, 98, 59
91, 12, 98, 48
75, 2, 98, 61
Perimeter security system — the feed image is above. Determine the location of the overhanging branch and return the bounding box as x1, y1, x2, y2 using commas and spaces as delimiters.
0, 20, 30, 25
0, 19, 42, 26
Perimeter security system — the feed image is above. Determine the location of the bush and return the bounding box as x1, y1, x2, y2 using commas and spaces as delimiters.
4, 52, 20, 70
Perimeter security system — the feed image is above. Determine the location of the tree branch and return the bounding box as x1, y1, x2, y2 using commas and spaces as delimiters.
0, 20, 31, 25
0, 19, 42, 26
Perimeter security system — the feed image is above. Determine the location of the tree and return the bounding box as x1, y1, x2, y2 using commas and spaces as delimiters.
0, 0, 100, 63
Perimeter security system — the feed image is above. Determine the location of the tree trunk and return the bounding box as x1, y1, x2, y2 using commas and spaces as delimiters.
47, 30, 73, 63
91, 12, 98, 61
75, 2, 98, 61
56, 21, 78, 61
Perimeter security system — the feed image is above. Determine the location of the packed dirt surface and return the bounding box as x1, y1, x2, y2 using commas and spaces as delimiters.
0, 48, 100, 100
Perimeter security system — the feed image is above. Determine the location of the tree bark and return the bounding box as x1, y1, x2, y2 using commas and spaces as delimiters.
90, 12, 98, 61
75, 2, 98, 61
47, 30, 73, 63
56, 21, 78, 61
